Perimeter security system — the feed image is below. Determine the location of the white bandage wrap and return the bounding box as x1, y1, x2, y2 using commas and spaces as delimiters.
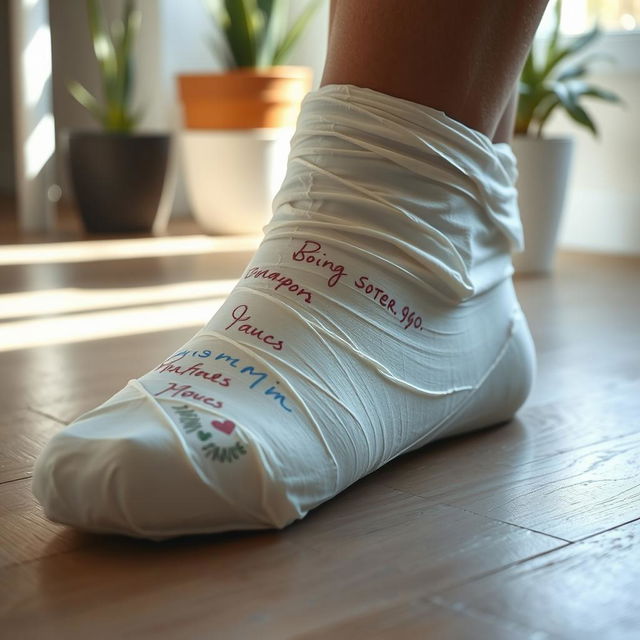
32, 85, 536, 540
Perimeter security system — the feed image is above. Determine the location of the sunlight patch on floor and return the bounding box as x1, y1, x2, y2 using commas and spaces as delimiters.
0, 234, 261, 265
0, 280, 237, 320
0, 298, 225, 352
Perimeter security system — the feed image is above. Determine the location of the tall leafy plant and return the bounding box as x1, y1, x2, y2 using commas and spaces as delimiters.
516, 0, 622, 137
68, 0, 142, 133
207, 0, 324, 69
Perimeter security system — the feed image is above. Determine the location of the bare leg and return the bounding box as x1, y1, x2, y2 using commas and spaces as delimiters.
493, 85, 519, 144
322, 0, 548, 139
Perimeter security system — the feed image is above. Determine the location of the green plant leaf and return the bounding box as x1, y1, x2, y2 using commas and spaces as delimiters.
556, 52, 616, 81
546, 0, 562, 61
115, 1, 141, 116
566, 79, 622, 103
516, 0, 623, 140
515, 95, 534, 136
533, 91, 560, 137
520, 48, 537, 86
515, 69, 542, 136
564, 25, 601, 56
223, 0, 259, 67
67, 80, 105, 124
543, 26, 601, 81
551, 82, 598, 135
256, 0, 286, 67
74, 0, 143, 132
257, 0, 276, 14
87, 0, 118, 109
555, 61, 589, 81
272, 0, 323, 66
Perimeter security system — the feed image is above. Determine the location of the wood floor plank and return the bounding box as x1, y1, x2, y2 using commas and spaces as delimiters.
283, 481, 564, 562
1, 241, 639, 638
0, 478, 90, 569
373, 378, 640, 541
0, 483, 563, 638
0, 246, 253, 296
294, 598, 550, 640
438, 430, 640, 541
432, 518, 640, 640
515, 252, 640, 409
374, 429, 640, 543
0, 409, 64, 484
6, 328, 199, 425
524, 337, 640, 409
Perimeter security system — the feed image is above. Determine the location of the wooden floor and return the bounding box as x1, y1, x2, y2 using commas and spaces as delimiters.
1, 211, 639, 639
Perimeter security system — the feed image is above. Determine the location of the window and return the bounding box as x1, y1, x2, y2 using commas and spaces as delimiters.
565, 0, 640, 34
540, 0, 640, 35
534, 1, 640, 75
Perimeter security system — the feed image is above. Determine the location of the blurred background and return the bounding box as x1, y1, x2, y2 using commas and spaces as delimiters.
0, 0, 638, 254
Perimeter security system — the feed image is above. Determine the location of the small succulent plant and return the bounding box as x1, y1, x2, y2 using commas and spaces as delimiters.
207, 0, 325, 69
67, 0, 143, 132
516, 0, 622, 137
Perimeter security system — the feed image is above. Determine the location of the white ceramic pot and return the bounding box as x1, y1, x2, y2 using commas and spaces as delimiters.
180, 127, 295, 235
511, 136, 574, 274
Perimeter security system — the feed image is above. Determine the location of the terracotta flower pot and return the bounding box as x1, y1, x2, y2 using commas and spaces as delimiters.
177, 67, 312, 236
178, 66, 312, 130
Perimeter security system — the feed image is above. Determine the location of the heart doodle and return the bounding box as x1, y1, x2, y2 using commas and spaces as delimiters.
197, 430, 212, 441
211, 419, 235, 435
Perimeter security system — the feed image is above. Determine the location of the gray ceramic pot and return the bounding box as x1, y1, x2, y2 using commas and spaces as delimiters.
68, 132, 169, 233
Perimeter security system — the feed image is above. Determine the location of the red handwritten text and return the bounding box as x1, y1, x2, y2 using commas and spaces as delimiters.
225, 304, 284, 351
355, 276, 398, 314
244, 267, 312, 303
155, 383, 224, 408
355, 275, 424, 331
292, 240, 347, 287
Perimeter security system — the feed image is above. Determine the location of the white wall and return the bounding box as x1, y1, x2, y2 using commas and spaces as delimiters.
544, 32, 640, 255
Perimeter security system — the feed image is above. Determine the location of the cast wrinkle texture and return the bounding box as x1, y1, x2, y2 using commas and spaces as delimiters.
31, 84, 535, 540
270, 84, 523, 301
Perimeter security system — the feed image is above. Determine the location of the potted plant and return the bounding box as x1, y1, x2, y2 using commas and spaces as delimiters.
177, 0, 323, 235
67, 0, 171, 233
512, 0, 622, 273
